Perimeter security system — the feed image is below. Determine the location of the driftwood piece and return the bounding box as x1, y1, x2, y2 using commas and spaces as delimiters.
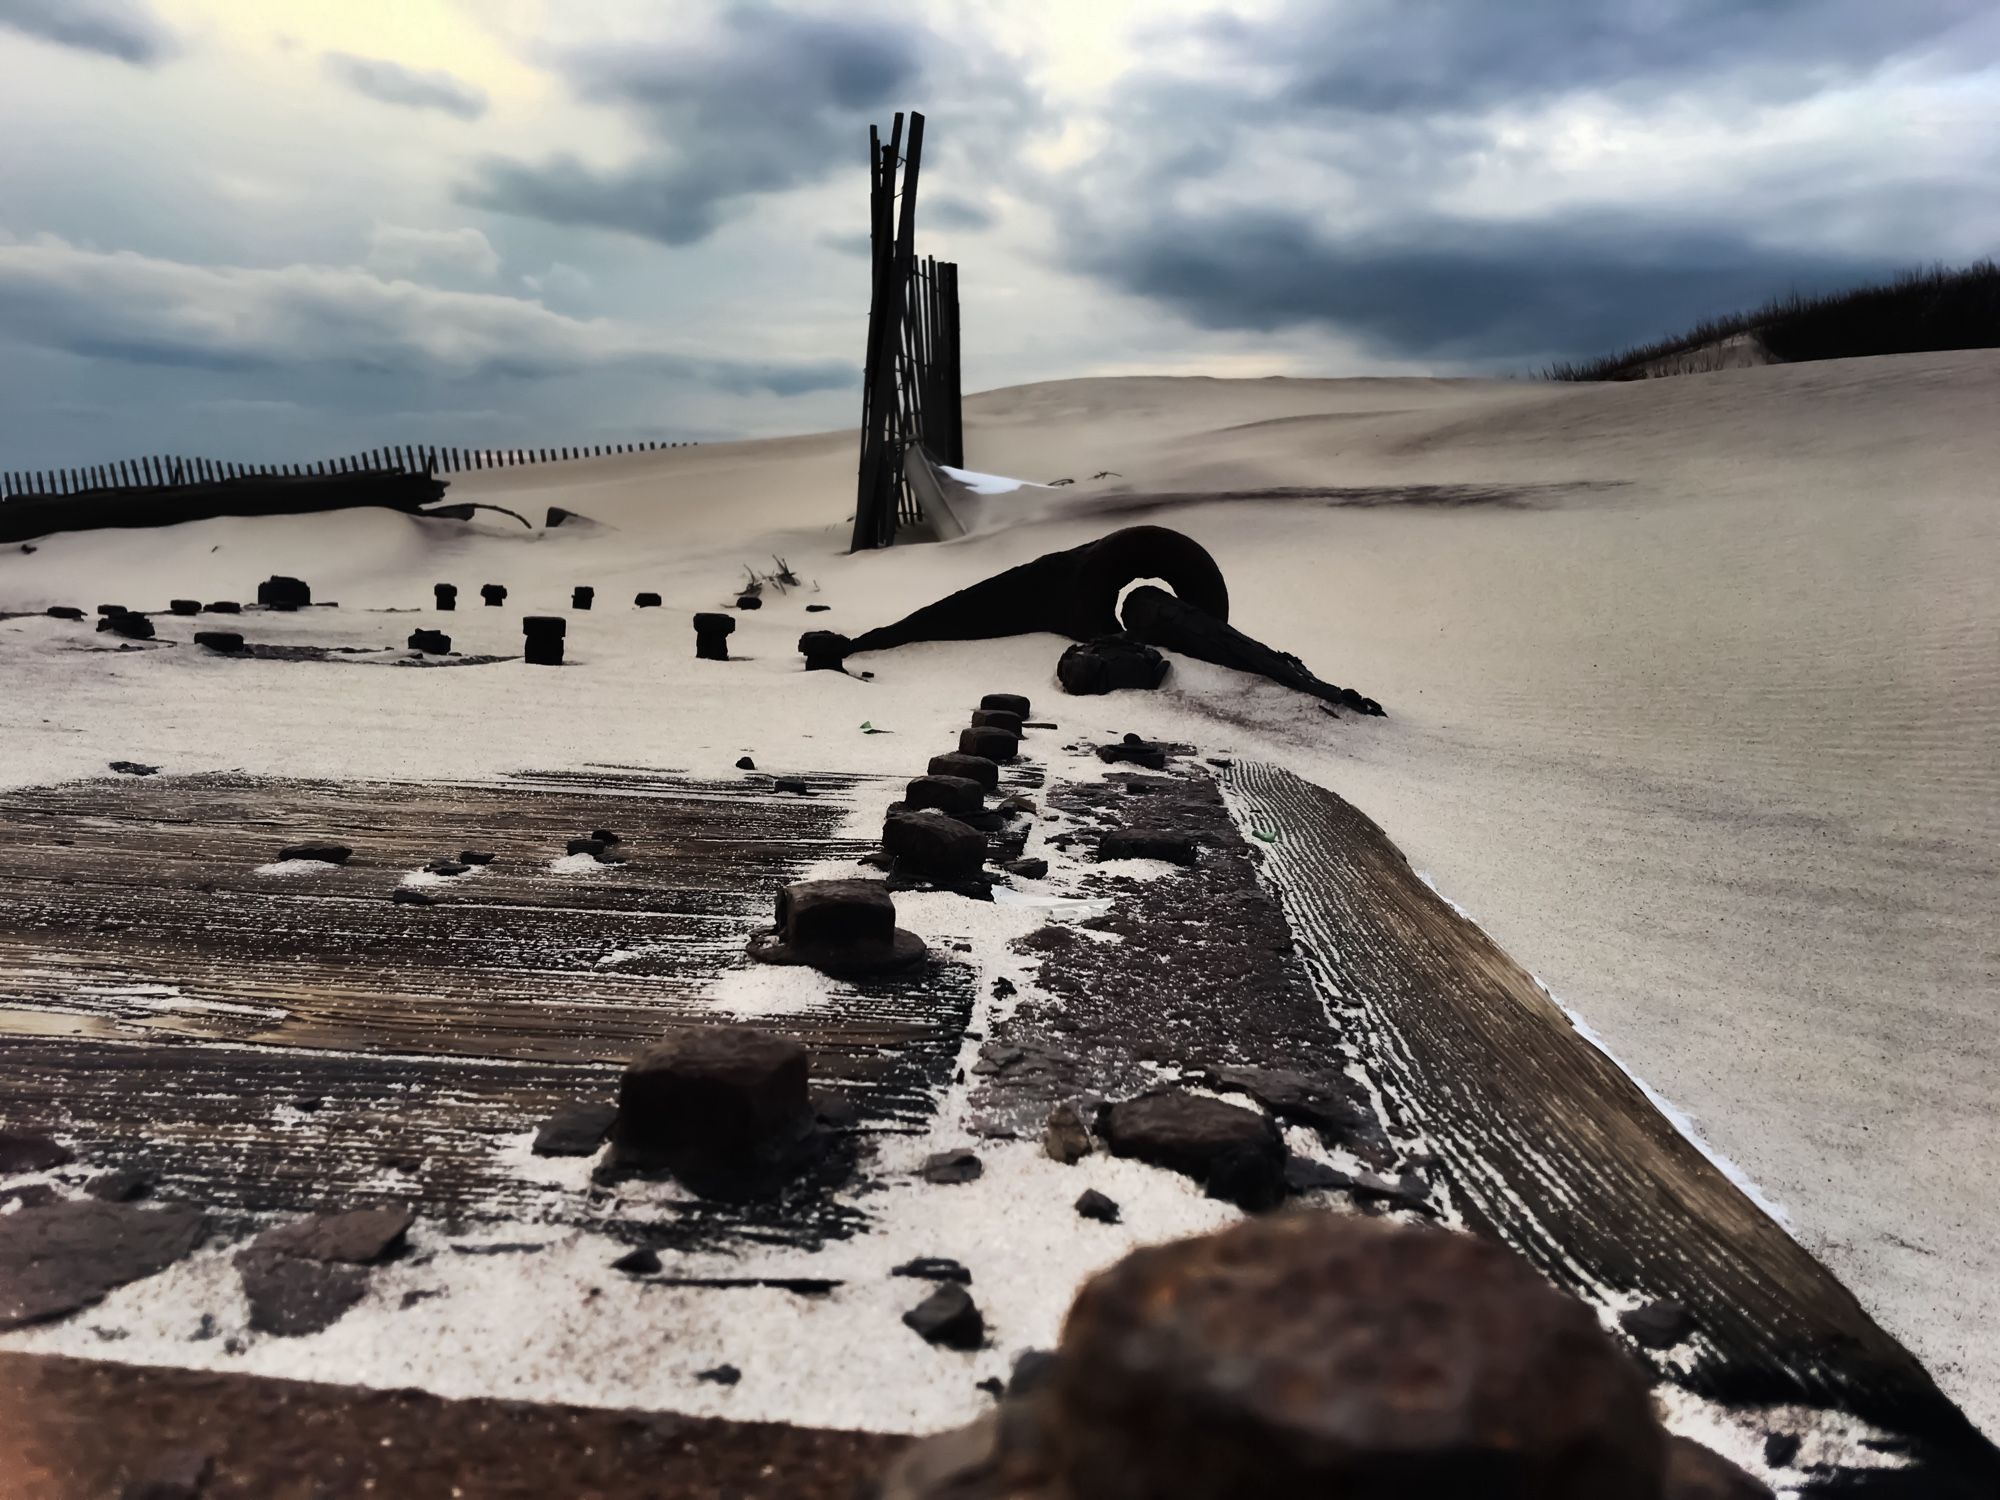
0, 470, 451, 545
839, 526, 1229, 655
1121, 586, 1381, 714
1220, 759, 1999, 1494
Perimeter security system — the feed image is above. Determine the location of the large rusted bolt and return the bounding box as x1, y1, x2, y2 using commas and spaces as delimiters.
928, 752, 999, 791
522, 615, 565, 666
480, 583, 506, 606
694, 612, 736, 661
959, 726, 1019, 763
980, 693, 1031, 718
904, 775, 984, 817
433, 583, 457, 611
747, 878, 927, 975
970, 708, 1024, 735
1050, 1213, 1664, 1500
798, 630, 850, 672
883, 809, 986, 882
611, 1026, 814, 1195
572, 586, 594, 610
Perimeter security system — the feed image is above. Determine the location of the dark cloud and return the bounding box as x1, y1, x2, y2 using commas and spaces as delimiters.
464, 8, 923, 245
0, 0, 174, 66
1055, 0, 1993, 363
1079, 209, 1899, 364
1197, 0, 1988, 116
323, 52, 489, 120
0, 235, 853, 394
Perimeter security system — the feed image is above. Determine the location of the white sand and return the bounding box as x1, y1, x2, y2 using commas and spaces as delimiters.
1, 351, 1994, 1442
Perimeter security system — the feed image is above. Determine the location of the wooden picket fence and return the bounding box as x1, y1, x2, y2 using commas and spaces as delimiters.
0, 440, 697, 502
852, 110, 964, 551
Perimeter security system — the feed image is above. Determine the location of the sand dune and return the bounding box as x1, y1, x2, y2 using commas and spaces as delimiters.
1, 351, 1994, 1436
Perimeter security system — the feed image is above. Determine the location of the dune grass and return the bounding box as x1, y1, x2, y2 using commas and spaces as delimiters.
1546, 260, 2000, 381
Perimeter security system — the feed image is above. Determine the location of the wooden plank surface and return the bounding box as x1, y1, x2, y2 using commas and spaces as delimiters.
1220, 760, 1999, 1490
0, 768, 975, 1245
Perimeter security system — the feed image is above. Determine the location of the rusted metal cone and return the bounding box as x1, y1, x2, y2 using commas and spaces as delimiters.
928, 753, 1000, 791
610, 1025, 815, 1196
747, 879, 927, 976
694, 611, 735, 661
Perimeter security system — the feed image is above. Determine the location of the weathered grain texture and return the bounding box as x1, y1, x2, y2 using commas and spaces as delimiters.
0, 769, 974, 1248
0, 1350, 903, 1500
1219, 761, 1999, 1493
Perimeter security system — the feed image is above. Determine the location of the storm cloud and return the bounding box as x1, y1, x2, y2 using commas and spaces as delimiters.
323, 52, 489, 120
463, 8, 924, 245
0, 0, 174, 66
1059, 0, 1999, 364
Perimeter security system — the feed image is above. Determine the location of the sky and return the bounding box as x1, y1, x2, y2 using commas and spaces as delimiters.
1, 0, 1995, 468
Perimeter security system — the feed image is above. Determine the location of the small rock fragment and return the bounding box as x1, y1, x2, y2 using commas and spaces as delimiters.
0, 1130, 74, 1175
697, 1363, 741, 1385
84, 1169, 154, 1202
98, 614, 155, 640
1762, 1433, 1801, 1469
1, 1201, 208, 1329
1004, 857, 1049, 879
903, 1283, 984, 1350
921, 1150, 983, 1185
1075, 1189, 1121, 1224
1096, 1090, 1284, 1212
1042, 1104, 1092, 1165
108, 761, 159, 777
611, 1246, 662, 1275
893, 1257, 972, 1284
1620, 1297, 1696, 1350
423, 860, 470, 877
567, 837, 607, 857
194, 631, 245, 654
46, 606, 85, 620
735, 594, 762, 610
168, 599, 200, 616
458, 850, 496, 865
635, 592, 662, 608
1098, 829, 1197, 866
773, 777, 812, 796
532, 1101, 617, 1157
735, 756, 756, 770
205, 601, 242, 614
249, 1207, 413, 1264
96, 604, 127, 617
236, 1252, 368, 1336
391, 888, 434, 906
805, 603, 830, 612
278, 844, 352, 865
